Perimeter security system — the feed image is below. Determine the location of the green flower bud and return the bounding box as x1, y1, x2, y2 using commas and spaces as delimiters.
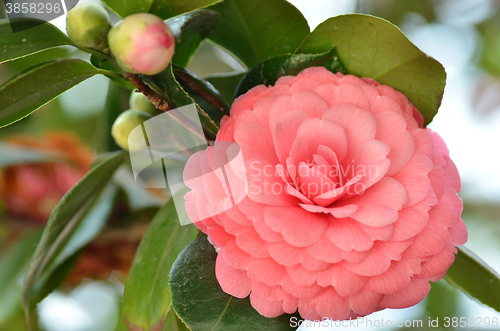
129, 92, 157, 114
112, 109, 152, 151
66, 3, 112, 51
108, 13, 175, 75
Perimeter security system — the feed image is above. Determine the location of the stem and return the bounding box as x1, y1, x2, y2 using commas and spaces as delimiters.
128, 74, 212, 144
128, 73, 172, 112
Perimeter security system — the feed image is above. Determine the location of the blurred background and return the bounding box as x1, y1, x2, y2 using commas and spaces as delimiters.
0, 0, 499, 330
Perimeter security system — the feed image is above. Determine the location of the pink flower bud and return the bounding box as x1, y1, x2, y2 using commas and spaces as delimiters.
108, 13, 175, 75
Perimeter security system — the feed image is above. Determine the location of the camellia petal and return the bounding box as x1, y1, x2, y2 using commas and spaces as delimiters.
183, 67, 467, 320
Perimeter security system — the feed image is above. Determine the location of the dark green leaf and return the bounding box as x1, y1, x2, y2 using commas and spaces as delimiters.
296, 14, 446, 126
100, 0, 153, 18
205, 72, 244, 105
0, 59, 100, 128
150, 0, 223, 20
235, 48, 344, 98
167, 9, 221, 67
0, 231, 43, 324
123, 199, 199, 331
143, 63, 220, 138
21, 152, 126, 325
208, 0, 310, 68
90, 54, 125, 75
0, 143, 59, 166
445, 246, 500, 312
170, 235, 301, 331
0, 18, 72, 64
49, 185, 118, 272
174, 66, 229, 118
33, 250, 81, 303
103, 81, 135, 152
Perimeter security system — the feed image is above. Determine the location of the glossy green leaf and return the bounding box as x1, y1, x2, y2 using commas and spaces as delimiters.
297, 14, 446, 126
0, 231, 43, 325
170, 235, 301, 331
167, 9, 221, 67
123, 199, 199, 331
445, 246, 500, 312
0, 59, 100, 128
101, 0, 223, 20
208, 0, 310, 68
33, 186, 118, 303
21, 152, 126, 325
150, 0, 223, 20
174, 65, 229, 118
143, 63, 220, 138
100, 0, 153, 18
205, 72, 245, 105
0, 143, 59, 166
50, 185, 118, 271
0, 18, 72, 64
235, 48, 344, 98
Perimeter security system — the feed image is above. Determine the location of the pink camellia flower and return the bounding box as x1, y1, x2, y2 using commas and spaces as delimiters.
0, 133, 93, 224
108, 13, 175, 75
183, 67, 468, 320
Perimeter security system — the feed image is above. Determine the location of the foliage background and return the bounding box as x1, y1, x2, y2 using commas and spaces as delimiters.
0, 0, 499, 330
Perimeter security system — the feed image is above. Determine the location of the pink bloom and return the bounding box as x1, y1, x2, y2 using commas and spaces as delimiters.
108, 13, 175, 75
183, 67, 468, 320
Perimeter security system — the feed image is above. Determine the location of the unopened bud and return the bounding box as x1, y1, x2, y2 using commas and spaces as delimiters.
130, 92, 157, 114
112, 109, 152, 151
66, 3, 112, 50
108, 13, 175, 75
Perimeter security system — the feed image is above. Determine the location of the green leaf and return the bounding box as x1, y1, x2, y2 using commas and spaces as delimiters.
235, 48, 344, 98
123, 199, 199, 331
150, 0, 223, 20
205, 72, 245, 105
0, 59, 100, 128
21, 152, 126, 326
100, 0, 154, 18
143, 63, 220, 138
103, 81, 135, 152
163, 308, 189, 331
296, 14, 446, 126
208, 0, 310, 68
0, 18, 72, 64
0, 231, 43, 325
0, 143, 59, 166
167, 9, 221, 67
445, 246, 500, 312
101, 0, 223, 20
113, 168, 165, 211
170, 235, 301, 331
174, 66, 229, 117
49, 185, 118, 273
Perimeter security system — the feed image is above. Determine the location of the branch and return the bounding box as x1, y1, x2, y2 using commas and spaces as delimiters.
128, 73, 172, 112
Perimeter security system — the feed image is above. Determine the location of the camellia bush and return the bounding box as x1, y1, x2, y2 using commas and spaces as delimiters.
0, 0, 500, 330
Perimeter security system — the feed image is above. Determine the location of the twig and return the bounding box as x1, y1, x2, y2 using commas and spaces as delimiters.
128, 73, 172, 112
